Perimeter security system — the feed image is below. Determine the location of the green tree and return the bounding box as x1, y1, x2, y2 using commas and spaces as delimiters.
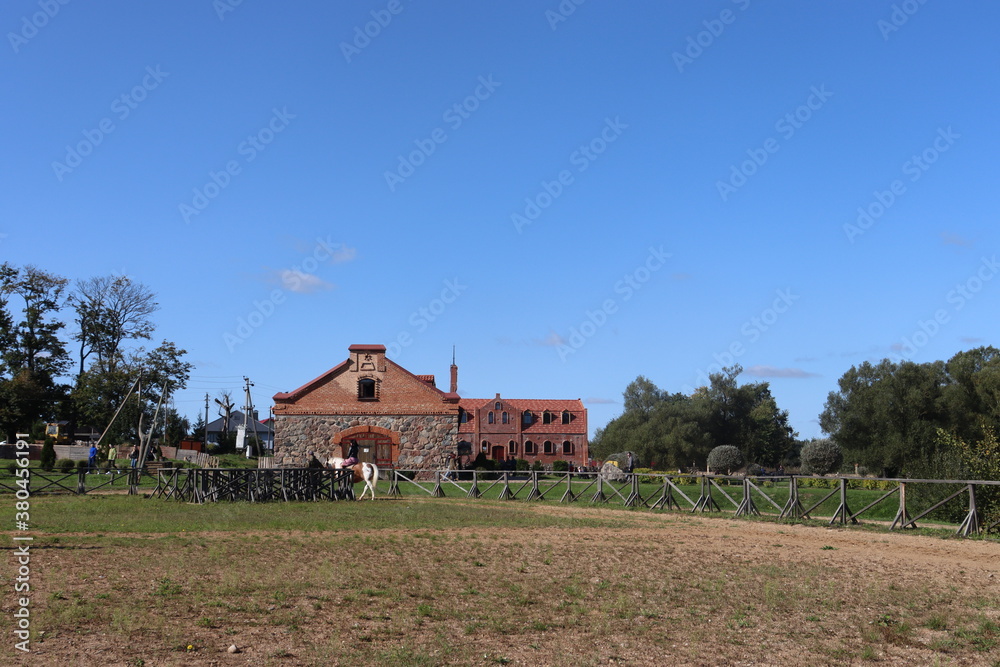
0, 265, 71, 439
591, 368, 794, 471
820, 358, 952, 476
800, 438, 843, 475
40, 438, 56, 471
707, 445, 743, 474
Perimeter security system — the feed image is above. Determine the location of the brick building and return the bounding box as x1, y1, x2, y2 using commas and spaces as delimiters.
271, 344, 588, 469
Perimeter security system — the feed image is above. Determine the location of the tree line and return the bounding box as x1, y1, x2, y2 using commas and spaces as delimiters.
593, 347, 1000, 481
0, 263, 192, 447
590, 365, 798, 472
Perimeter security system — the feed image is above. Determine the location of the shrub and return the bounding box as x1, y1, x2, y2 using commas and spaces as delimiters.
76, 459, 89, 471
56, 459, 75, 473
6, 462, 16, 475
531, 460, 543, 472
800, 439, 843, 475
515, 458, 529, 471
633, 467, 658, 483
40, 439, 56, 471
707, 445, 744, 474
552, 460, 569, 472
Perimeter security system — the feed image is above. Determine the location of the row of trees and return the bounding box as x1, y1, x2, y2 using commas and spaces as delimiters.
820, 347, 1000, 478
593, 347, 1000, 483
590, 365, 798, 471
0, 264, 193, 448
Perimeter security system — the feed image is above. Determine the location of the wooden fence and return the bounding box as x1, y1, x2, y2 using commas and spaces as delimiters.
4, 466, 999, 538
386, 470, 1000, 538
148, 467, 356, 502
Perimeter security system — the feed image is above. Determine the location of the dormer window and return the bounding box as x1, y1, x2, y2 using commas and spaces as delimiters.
358, 378, 377, 400
543, 411, 552, 425
523, 411, 532, 426
562, 411, 571, 425
459, 408, 469, 424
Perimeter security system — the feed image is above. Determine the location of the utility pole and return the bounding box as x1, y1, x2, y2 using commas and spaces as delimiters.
214, 392, 234, 449
203, 393, 209, 451
242, 376, 262, 458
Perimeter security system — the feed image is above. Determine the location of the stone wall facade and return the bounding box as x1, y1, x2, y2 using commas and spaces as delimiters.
274, 413, 458, 469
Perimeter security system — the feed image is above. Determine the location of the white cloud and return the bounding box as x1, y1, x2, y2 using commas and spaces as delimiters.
279, 269, 334, 294
536, 331, 566, 347
941, 232, 973, 247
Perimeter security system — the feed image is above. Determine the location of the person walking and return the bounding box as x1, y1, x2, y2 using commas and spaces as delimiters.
107, 445, 118, 474
129, 444, 140, 468
88, 443, 98, 474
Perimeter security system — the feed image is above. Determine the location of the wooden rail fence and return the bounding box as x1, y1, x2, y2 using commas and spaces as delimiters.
4, 466, 999, 538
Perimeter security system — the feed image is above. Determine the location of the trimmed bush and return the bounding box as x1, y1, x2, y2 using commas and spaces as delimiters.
552, 460, 569, 472
56, 459, 75, 473
40, 439, 56, 471
800, 439, 843, 475
515, 458, 529, 471
76, 459, 89, 471
707, 445, 744, 474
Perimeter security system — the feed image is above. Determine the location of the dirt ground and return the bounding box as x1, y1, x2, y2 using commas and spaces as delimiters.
6, 503, 1000, 666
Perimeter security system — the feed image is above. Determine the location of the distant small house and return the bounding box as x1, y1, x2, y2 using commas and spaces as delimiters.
205, 411, 273, 451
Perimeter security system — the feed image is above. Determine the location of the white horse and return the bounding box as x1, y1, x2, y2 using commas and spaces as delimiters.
328, 457, 379, 500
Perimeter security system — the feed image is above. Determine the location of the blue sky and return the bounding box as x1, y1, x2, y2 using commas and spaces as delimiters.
3, 1, 998, 440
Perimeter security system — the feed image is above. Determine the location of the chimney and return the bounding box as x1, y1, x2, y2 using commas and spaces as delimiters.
450, 346, 458, 394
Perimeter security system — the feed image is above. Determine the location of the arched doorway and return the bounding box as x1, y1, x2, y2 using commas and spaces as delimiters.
334, 425, 399, 467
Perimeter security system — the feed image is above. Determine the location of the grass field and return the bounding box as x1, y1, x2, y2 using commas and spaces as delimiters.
5, 491, 1000, 666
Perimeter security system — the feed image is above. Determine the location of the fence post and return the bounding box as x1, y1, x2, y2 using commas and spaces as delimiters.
590, 474, 607, 504
692, 475, 720, 513
525, 470, 542, 501
735, 478, 759, 517
77, 468, 86, 494
467, 470, 481, 498
624, 472, 643, 508
829, 477, 857, 526
956, 484, 981, 537
388, 469, 401, 497
497, 471, 514, 501
432, 470, 446, 498
559, 471, 576, 503
890, 481, 913, 530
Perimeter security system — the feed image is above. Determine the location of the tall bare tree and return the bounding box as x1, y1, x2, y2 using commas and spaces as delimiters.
69, 275, 158, 377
